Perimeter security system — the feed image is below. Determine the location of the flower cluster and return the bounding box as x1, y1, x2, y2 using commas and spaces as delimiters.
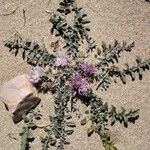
70, 71, 90, 96
29, 66, 45, 83
54, 53, 68, 67
29, 56, 97, 96
81, 63, 97, 75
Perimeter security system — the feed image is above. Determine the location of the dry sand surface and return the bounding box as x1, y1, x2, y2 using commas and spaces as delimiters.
0, 0, 150, 150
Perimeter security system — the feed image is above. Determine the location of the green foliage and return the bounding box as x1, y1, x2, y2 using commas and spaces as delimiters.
95, 40, 135, 90
109, 106, 139, 127
57, 0, 74, 15
4, 37, 55, 67
95, 40, 150, 91
88, 92, 109, 135
48, 12, 80, 58
41, 86, 75, 150
101, 132, 117, 150
20, 127, 33, 150
47, 0, 96, 58
109, 58, 150, 83
80, 92, 140, 149
72, 2, 96, 52
19, 113, 38, 150
41, 131, 57, 150
97, 41, 134, 67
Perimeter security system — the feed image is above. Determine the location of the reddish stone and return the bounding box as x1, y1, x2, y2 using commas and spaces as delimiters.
0, 74, 33, 113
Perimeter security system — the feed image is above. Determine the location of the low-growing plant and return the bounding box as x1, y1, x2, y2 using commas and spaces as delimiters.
4, 0, 150, 149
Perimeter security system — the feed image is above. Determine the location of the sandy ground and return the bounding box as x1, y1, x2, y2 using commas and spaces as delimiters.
0, 0, 150, 150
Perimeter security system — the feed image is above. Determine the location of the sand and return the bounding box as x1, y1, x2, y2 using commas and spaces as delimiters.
0, 0, 150, 150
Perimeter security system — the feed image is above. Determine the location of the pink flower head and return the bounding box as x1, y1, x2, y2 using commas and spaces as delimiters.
70, 71, 90, 96
81, 63, 97, 75
29, 66, 45, 83
54, 53, 68, 67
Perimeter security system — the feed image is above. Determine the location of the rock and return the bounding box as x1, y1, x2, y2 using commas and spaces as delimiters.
12, 94, 41, 124
0, 74, 41, 123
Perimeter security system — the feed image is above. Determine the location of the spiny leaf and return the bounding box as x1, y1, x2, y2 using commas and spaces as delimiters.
66, 122, 76, 127
87, 126, 95, 137
65, 130, 74, 135
102, 41, 107, 51
80, 118, 88, 125
50, 139, 57, 145
97, 48, 101, 55
105, 140, 117, 150
65, 115, 72, 120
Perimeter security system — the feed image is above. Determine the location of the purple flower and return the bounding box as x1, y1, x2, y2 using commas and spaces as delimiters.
81, 63, 97, 75
70, 72, 90, 96
54, 53, 68, 67
29, 66, 45, 83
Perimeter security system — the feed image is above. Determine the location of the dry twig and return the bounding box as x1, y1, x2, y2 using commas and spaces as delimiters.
23, 9, 26, 26
1, 6, 18, 16
96, 71, 109, 90
7, 133, 18, 142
